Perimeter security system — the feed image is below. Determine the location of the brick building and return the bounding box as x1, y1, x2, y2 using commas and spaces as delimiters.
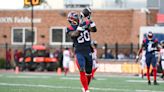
0, 9, 158, 58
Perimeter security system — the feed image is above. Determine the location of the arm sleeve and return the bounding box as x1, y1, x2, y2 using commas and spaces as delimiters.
90, 21, 96, 28
66, 26, 80, 37
88, 21, 97, 32
79, 20, 97, 32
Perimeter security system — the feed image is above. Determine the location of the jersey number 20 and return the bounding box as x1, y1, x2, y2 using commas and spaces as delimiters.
77, 31, 90, 43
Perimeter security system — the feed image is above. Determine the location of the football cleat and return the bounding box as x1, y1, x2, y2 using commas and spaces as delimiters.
153, 80, 159, 85
161, 75, 164, 80
148, 80, 151, 85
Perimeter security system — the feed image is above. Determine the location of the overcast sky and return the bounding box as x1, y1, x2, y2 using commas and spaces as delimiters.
0, 0, 24, 9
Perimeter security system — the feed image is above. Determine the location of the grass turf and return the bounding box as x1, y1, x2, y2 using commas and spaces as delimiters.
0, 72, 164, 92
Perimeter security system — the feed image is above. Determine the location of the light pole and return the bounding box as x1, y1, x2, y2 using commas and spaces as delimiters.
30, 0, 34, 47
30, 0, 34, 63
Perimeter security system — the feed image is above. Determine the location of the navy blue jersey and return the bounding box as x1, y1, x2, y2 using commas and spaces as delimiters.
142, 38, 159, 54
66, 20, 96, 53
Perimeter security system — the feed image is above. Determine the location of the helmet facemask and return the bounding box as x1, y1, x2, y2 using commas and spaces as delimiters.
147, 31, 153, 40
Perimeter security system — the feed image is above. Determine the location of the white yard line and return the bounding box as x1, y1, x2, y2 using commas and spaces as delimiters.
0, 82, 163, 92
61, 77, 79, 80
127, 80, 164, 83
6, 75, 51, 79
61, 77, 107, 80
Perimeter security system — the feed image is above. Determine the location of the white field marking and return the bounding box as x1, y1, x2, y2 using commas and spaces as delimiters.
61, 77, 107, 80
6, 75, 51, 79
91, 78, 107, 80
21, 72, 57, 76
126, 80, 164, 83
136, 90, 164, 92
61, 77, 79, 80
0, 82, 163, 92
8, 72, 138, 78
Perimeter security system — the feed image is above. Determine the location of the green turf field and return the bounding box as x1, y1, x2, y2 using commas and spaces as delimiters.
0, 72, 164, 92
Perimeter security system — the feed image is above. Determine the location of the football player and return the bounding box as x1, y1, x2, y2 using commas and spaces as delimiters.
66, 7, 97, 92
158, 40, 164, 80
136, 31, 160, 85
62, 47, 72, 76
136, 50, 146, 78
91, 41, 98, 80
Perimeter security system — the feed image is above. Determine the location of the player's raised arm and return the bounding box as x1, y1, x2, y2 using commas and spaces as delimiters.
80, 7, 97, 33
88, 21, 97, 32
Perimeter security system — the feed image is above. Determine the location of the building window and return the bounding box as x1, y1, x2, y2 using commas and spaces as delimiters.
25, 28, 35, 43
12, 27, 36, 45
52, 28, 63, 42
13, 29, 23, 43
50, 27, 72, 45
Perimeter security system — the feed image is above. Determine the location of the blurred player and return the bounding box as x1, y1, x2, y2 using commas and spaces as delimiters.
62, 47, 72, 76
137, 50, 146, 78
91, 41, 98, 79
158, 40, 164, 80
66, 7, 97, 92
136, 31, 160, 85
